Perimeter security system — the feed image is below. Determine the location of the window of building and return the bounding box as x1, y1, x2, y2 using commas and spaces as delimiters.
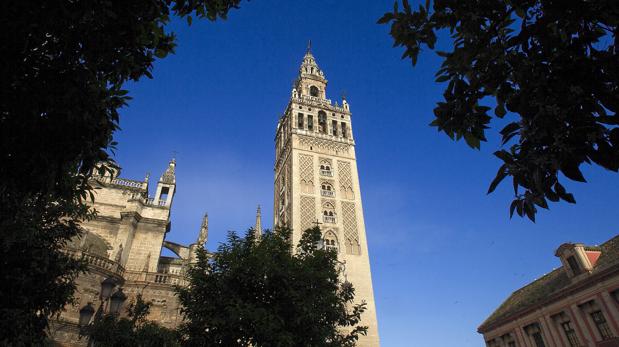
500, 333, 517, 347
307, 115, 314, 131
341, 122, 347, 138
310, 85, 319, 97
159, 186, 169, 205
591, 310, 614, 340
323, 202, 336, 223
332, 120, 338, 136
531, 332, 546, 347
323, 231, 338, 253
525, 324, 546, 347
566, 256, 582, 275
318, 111, 327, 134
321, 182, 335, 197
561, 321, 580, 347
297, 113, 304, 129
611, 289, 619, 304
320, 161, 332, 176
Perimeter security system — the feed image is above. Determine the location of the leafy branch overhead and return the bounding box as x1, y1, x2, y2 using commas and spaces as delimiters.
379, 0, 619, 221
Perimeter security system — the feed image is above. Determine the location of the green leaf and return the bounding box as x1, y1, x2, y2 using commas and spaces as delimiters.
524, 201, 536, 222
560, 164, 587, 182
495, 103, 506, 118
464, 132, 481, 149
488, 165, 508, 194
377, 13, 393, 24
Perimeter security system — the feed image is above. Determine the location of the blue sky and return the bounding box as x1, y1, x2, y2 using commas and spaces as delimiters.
114, 1, 619, 346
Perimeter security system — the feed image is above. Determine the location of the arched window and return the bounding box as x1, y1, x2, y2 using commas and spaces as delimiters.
324, 231, 338, 253
321, 182, 335, 197
322, 202, 336, 223
310, 86, 319, 97
320, 160, 333, 176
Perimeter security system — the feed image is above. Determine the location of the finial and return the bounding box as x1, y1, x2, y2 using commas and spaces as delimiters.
198, 212, 208, 245
307, 40, 312, 53
254, 204, 262, 240
144, 172, 150, 182
341, 90, 347, 101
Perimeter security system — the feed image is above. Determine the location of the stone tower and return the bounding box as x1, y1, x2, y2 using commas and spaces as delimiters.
273, 46, 380, 346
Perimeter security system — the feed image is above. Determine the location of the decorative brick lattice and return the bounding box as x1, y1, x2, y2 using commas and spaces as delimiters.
300, 196, 316, 232
286, 162, 292, 222
341, 201, 360, 255
299, 154, 314, 193
338, 160, 354, 199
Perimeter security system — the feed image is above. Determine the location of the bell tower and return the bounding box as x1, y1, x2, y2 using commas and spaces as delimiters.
273, 46, 380, 346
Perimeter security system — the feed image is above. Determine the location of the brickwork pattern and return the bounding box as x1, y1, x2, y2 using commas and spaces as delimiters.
341, 201, 360, 255
300, 196, 316, 232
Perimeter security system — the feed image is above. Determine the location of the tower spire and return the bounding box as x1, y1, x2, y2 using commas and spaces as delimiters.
254, 205, 262, 240
197, 212, 208, 246
307, 39, 312, 53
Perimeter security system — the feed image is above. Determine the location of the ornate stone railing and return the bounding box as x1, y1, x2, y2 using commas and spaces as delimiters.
124, 271, 188, 286
321, 190, 335, 197
320, 170, 333, 177
110, 178, 145, 189
145, 198, 168, 207
64, 248, 125, 278
323, 216, 336, 224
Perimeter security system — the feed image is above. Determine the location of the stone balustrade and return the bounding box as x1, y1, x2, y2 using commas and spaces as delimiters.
323, 215, 336, 224
321, 190, 335, 197
64, 248, 125, 278
124, 271, 188, 286
110, 177, 145, 189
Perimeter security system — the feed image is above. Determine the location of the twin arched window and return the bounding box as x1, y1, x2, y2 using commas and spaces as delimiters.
324, 231, 338, 253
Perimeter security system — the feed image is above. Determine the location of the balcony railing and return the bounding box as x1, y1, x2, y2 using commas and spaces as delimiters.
124, 271, 188, 286
320, 170, 333, 177
145, 197, 168, 207
321, 190, 335, 197
323, 216, 336, 224
64, 248, 125, 278
110, 178, 145, 189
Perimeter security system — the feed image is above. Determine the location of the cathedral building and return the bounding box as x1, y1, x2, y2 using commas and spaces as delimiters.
273, 47, 380, 346
50, 160, 209, 345
51, 47, 380, 346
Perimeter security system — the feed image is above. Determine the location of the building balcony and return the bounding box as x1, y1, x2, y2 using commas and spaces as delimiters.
146, 197, 168, 207
63, 248, 125, 279
323, 216, 336, 224
321, 190, 335, 197
320, 170, 333, 177
124, 270, 188, 286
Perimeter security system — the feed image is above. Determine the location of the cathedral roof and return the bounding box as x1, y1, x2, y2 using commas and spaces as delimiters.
478, 234, 619, 333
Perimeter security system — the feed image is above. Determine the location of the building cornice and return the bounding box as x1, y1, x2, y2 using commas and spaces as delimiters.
478, 262, 619, 333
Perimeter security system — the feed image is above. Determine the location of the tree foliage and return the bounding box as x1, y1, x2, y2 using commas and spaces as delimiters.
177, 227, 368, 347
379, 0, 619, 221
83, 294, 180, 347
0, 0, 243, 344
